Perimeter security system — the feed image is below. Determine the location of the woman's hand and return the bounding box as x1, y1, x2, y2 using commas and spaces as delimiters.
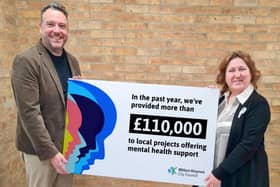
205, 173, 221, 187
207, 85, 218, 89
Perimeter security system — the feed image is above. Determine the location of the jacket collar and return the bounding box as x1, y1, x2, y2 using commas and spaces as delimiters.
37, 40, 66, 106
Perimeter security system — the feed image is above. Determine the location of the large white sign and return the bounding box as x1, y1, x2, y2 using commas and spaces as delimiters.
63, 79, 219, 186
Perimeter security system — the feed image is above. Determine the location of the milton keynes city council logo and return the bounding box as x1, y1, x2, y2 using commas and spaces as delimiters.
168, 166, 177, 175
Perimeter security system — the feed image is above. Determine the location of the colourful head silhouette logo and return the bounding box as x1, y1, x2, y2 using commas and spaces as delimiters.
63, 80, 117, 174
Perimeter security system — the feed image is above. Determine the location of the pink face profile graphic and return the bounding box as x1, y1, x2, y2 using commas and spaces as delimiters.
64, 97, 82, 160
64, 96, 88, 173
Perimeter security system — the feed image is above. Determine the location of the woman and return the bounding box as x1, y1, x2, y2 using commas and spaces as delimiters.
198, 51, 270, 187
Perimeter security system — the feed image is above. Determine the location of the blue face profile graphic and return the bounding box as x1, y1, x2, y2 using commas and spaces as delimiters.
64, 80, 117, 174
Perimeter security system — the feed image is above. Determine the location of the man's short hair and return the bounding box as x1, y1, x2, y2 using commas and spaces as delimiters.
41, 2, 68, 21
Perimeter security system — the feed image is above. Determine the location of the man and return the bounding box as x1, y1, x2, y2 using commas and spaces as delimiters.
11, 2, 81, 187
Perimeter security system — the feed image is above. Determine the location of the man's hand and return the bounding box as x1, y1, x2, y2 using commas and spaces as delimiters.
50, 152, 68, 174
72, 75, 81, 79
